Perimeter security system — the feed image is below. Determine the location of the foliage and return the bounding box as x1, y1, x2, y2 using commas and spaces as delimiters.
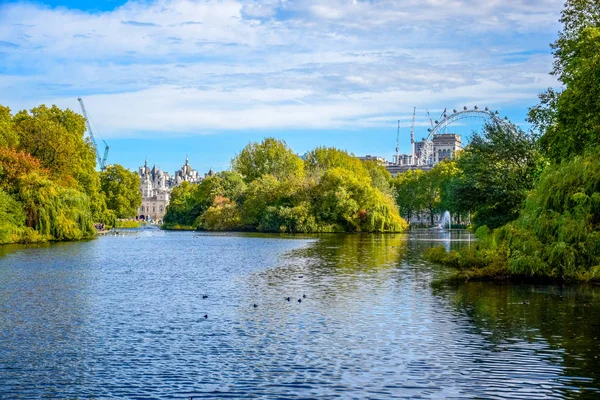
202, 196, 242, 231
392, 169, 424, 222
115, 219, 142, 229
362, 160, 393, 195
164, 139, 408, 233
0, 189, 42, 244
100, 164, 142, 218
232, 137, 304, 183
304, 146, 366, 177
529, 1, 600, 162
451, 123, 545, 229
162, 181, 196, 229
0, 147, 46, 192
17, 172, 95, 241
426, 152, 600, 282
0, 106, 18, 148
426, 0, 600, 282
392, 160, 459, 225
13, 105, 97, 192
0, 103, 139, 244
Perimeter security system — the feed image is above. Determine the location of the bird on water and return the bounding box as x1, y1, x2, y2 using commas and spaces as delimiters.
285, 297, 291, 302
204, 314, 208, 319
253, 304, 258, 308
202, 295, 208, 299
298, 299, 302, 303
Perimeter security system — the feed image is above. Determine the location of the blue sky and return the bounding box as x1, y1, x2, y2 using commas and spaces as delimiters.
0, 0, 564, 174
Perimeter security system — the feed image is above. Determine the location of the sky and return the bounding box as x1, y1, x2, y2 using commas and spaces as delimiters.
0, 0, 565, 174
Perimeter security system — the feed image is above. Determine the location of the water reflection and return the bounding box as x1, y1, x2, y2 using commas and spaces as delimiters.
434, 282, 600, 399
0, 230, 598, 398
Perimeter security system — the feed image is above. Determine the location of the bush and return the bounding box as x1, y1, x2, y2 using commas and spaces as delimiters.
426, 151, 600, 281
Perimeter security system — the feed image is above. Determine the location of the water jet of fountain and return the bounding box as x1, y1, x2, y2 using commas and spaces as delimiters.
441, 211, 451, 230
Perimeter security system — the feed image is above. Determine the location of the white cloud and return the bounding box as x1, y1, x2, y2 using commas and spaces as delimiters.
0, 0, 564, 137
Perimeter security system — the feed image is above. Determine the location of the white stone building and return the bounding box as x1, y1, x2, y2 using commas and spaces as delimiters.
386, 133, 462, 176
137, 157, 204, 221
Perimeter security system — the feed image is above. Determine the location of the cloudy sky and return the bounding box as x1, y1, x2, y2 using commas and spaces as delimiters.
0, 0, 564, 173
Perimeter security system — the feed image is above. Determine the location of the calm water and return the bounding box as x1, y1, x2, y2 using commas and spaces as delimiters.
0, 230, 599, 399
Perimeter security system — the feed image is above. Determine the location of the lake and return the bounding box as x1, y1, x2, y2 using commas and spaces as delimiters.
0, 230, 599, 399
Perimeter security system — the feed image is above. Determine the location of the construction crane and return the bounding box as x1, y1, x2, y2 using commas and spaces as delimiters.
395, 119, 400, 165
410, 107, 416, 164
77, 97, 109, 170
425, 109, 434, 129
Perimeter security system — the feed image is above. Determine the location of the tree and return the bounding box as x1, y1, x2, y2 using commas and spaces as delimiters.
216, 170, 246, 202
451, 123, 544, 229
163, 181, 196, 228
0, 106, 18, 148
314, 167, 406, 232
362, 160, 392, 195
0, 147, 46, 193
232, 137, 304, 183
392, 162, 459, 226
529, 0, 600, 162
420, 161, 460, 226
392, 169, 424, 222
99, 164, 142, 218
304, 146, 365, 177
13, 105, 97, 190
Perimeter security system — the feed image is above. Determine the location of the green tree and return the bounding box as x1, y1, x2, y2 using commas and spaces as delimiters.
163, 181, 196, 228
304, 146, 365, 177
13, 105, 96, 190
240, 174, 285, 228
452, 123, 544, 229
420, 161, 460, 226
362, 160, 392, 195
99, 164, 142, 218
202, 196, 242, 231
392, 169, 425, 222
314, 167, 406, 232
529, 0, 600, 161
0, 106, 18, 148
232, 137, 304, 182
216, 170, 246, 202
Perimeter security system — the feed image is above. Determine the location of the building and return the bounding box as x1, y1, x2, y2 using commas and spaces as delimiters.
358, 155, 388, 164
137, 157, 204, 221
386, 133, 462, 176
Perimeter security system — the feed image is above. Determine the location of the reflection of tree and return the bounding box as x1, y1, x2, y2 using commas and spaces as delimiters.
290, 234, 408, 273
435, 283, 600, 398
244, 234, 408, 313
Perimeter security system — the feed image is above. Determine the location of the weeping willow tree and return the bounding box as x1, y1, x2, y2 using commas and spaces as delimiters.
0, 189, 43, 244
424, 0, 600, 281
500, 152, 600, 279
17, 172, 95, 241
0, 104, 117, 243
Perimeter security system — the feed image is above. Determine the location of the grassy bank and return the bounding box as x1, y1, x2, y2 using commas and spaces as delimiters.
115, 219, 143, 229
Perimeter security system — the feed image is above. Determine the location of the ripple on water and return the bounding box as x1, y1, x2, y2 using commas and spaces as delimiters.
0, 231, 599, 398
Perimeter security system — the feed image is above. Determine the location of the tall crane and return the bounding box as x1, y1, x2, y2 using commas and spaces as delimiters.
395, 119, 400, 165
425, 109, 434, 129
410, 107, 416, 165
77, 97, 109, 170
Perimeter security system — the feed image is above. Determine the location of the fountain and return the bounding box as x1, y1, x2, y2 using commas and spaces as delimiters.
441, 211, 451, 230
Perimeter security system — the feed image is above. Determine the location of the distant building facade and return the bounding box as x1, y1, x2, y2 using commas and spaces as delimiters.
385, 133, 462, 176
137, 157, 204, 221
